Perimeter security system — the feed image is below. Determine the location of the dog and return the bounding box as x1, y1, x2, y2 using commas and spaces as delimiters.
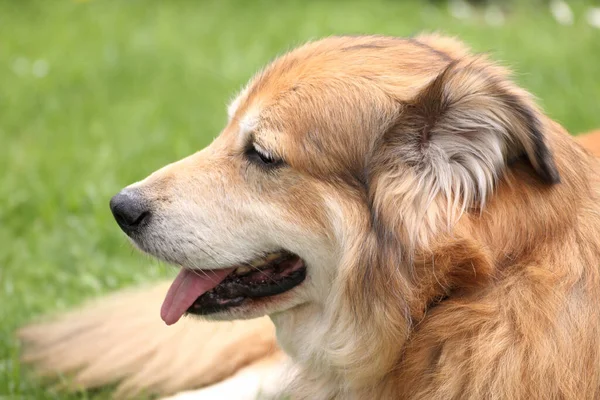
19, 35, 600, 399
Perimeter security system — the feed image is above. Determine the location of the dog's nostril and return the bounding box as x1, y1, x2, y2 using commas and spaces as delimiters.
132, 211, 150, 226
109, 190, 151, 233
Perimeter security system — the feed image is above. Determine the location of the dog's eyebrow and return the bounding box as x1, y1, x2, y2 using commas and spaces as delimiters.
247, 133, 268, 151
238, 111, 260, 137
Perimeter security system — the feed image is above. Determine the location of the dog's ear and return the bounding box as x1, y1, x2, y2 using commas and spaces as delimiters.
396, 58, 560, 185
369, 58, 560, 249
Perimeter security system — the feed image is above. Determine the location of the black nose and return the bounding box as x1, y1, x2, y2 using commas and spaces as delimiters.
109, 189, 150, 234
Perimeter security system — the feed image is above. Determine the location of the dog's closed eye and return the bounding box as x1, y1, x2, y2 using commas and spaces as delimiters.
246, 142, 285, 169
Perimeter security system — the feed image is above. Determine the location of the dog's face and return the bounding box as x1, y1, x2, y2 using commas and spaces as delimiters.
110, 35, 561, 383
113, 96, 343, 321
110, 36, 412, 322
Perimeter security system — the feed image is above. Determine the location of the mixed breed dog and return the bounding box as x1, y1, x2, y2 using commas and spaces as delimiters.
18, 34, 600, 399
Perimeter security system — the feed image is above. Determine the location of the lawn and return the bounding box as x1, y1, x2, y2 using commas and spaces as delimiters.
0, 0, 599, 398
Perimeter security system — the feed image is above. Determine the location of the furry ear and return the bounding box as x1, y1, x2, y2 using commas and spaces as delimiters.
398, 57, 560, 187
369, 57, 560, 250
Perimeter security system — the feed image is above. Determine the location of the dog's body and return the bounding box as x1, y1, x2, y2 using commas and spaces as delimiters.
19, 36, 600, 399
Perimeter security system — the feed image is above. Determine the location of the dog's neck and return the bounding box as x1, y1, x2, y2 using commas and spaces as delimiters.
270, 304, 345, 397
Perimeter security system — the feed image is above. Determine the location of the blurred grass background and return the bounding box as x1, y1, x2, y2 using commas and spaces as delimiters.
0, 0, 599, 398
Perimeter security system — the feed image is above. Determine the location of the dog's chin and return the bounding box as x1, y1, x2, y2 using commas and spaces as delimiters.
193, 290, 309, 321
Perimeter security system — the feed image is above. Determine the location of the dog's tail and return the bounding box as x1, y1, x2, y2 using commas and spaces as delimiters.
17, 281, 280, 398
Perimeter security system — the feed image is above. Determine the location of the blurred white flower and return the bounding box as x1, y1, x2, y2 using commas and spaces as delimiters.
550, 1, 574, 26
12, 57, 29, 76
32, 59, 49, 78
586, 7, 600, 29
448, 0, 472, 20
484, 5, 505, 26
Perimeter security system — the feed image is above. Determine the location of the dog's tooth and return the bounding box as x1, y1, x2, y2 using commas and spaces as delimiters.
248, 253, 282, 269
235, 266, 252, 275
265, 253, 281, 262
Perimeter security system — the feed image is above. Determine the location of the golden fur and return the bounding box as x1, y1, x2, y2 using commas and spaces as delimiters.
19, 36, 600, 399
19, 283, 279, 398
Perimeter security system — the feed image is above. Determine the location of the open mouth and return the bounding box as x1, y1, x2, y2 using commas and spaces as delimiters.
160, 251, 306, 325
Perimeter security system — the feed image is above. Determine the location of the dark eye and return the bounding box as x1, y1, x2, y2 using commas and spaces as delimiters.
246, 143, 285, 168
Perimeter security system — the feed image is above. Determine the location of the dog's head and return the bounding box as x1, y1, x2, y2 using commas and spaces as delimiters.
110, 35, 563, 387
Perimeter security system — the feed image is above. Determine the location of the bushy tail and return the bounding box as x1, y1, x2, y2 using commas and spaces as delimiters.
18, 281, 279, 398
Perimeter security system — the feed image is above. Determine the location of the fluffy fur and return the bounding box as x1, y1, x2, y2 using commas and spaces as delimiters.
19, 283, 279, 398
19, 35, 600, 399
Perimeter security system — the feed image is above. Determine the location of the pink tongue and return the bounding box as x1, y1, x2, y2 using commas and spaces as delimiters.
161, 268, 234, 325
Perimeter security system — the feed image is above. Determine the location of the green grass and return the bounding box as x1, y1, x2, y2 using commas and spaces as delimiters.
0, 0, 599, 398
